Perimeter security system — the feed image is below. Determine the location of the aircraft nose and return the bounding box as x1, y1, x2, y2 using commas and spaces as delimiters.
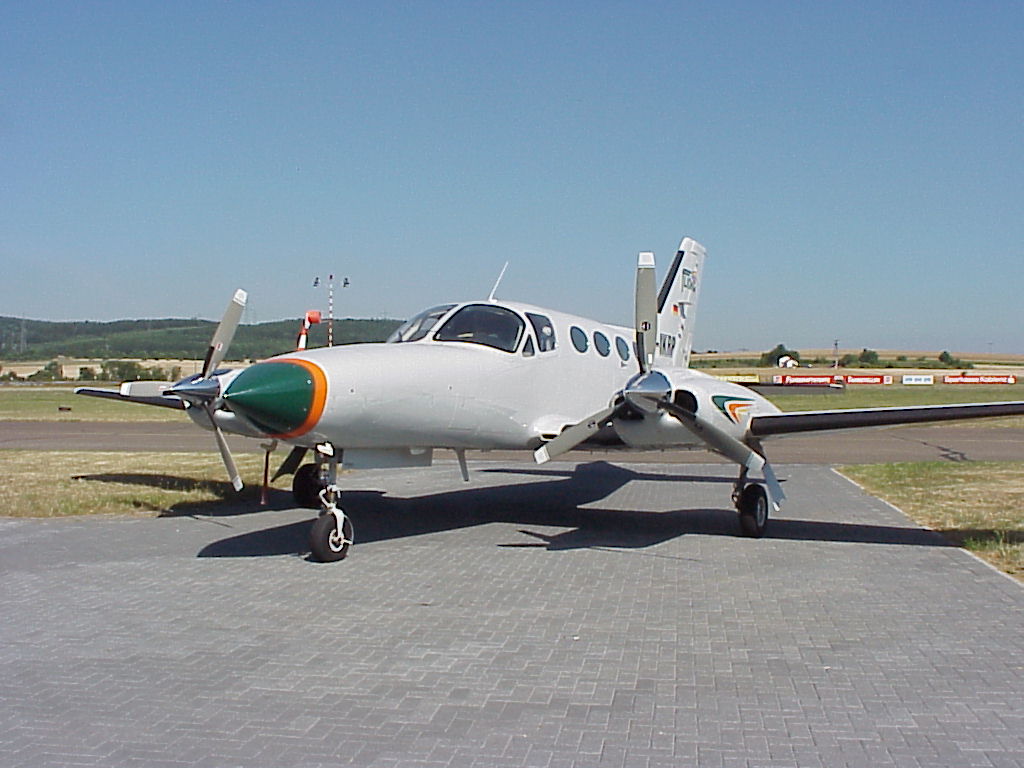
223, 359, 327, 438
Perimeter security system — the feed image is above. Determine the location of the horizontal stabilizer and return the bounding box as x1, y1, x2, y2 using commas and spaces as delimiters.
750, 401, 1024, 438
75, 387, 186, 411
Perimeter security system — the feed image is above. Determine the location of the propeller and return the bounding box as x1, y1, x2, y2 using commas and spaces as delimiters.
168, 288, 248, 491
534, 248, 784, 510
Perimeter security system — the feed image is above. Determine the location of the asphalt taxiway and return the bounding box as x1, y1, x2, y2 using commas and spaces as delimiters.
1, 460, 1022, 767
2, 419, 1024, 463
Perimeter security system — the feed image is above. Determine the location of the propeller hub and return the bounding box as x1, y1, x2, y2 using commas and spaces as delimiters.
165, 376, 221, 403
222, 358, 327, 438
623, 370, 671, 414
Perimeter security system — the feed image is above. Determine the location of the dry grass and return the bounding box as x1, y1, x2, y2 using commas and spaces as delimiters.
0, 451, 277, 517
840, 462, 1024, 580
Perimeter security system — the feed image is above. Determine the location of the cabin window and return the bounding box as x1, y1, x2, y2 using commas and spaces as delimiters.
526, 313, 556, 352
615, 336, 631, 362
570, 326, 588, 353
388, 304, 456, 343
434, 304, 525, 353
593, 331, 610, 357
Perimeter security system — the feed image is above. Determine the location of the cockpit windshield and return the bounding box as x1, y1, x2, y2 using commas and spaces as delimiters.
387, 304, 456, 343
433, 304, 525, 353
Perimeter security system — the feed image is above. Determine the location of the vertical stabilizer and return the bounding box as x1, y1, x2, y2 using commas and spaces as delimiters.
654, 237, 706, 368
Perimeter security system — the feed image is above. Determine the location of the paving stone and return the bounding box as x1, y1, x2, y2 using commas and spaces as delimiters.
1, 461, 1022, 767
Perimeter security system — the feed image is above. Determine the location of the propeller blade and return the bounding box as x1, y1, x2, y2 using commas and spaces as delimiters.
534, 404, 620, 463
661, 401, 765, 472
203, 288, 247, 379
635, 252, 657, 373
211, 414, 244, 492
761, 459, 786, 509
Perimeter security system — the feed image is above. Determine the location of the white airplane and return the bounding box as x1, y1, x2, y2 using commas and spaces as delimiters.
78, 237, 1024, 562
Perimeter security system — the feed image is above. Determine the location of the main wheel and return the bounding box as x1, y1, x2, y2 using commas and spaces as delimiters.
309, 513, 353, 562
737, 483, 769, 538
292, 463, 324, 508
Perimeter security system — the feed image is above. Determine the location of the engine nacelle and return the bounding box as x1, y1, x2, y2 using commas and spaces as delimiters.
613, 409, 703, 449
614, 368, 780, 450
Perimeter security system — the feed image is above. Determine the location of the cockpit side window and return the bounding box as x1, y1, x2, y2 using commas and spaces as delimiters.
387, 304, 456, 343
434, 304, 525, 353
526, 313, 556, 352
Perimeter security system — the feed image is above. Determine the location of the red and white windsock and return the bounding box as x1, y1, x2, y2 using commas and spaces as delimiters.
295, 310, 322, 351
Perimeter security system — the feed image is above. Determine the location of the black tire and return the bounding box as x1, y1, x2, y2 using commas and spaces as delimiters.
309, 513, 353, 562
737, 483, 769, 538
292, 463, 324, 508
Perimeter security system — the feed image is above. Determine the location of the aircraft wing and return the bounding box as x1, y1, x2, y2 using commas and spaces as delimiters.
75, 387, 186, 411
749, 400, 1024, 438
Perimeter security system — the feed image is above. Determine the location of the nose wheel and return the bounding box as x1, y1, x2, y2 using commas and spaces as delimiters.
309, 507, 353, 562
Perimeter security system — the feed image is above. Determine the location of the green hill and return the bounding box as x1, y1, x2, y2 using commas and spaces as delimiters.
0, 316, 403, 361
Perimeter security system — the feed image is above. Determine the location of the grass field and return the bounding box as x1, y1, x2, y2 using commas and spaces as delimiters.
840, 462, 1023, 580
768, 383, 1023, 410
0, 451, 276, 517
0, 386, 183, 422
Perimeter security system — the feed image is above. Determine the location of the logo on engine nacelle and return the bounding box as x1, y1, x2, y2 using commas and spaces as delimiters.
712, 395, 754, 424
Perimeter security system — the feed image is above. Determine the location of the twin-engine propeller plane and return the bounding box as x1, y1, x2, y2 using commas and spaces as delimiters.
78, 237, 1024, 562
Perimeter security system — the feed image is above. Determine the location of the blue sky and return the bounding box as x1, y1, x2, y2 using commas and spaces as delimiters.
2, 1, 1022, 353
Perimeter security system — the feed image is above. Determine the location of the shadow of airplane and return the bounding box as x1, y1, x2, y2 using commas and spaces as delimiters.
195, 461, 951, 559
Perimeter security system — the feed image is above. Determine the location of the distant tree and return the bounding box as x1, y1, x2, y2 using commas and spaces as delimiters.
27, 361, 61, 381
101, 360, 145, 381
938, 350, 956, 365
77, 366, 97, 381
759, 343, 801, 367
839, 353, 858, 367
858, 348, 879, 365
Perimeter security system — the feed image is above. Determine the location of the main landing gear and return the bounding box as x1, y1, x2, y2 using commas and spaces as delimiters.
299, 445, 355, 562
732, 468, 769, 538
292, 462, 326, 508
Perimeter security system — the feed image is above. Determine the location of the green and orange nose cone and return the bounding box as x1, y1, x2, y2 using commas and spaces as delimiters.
224, 359, 327, 438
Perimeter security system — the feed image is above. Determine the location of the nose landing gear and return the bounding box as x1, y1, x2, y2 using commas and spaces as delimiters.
306, 446, 354, 562
309, 481, 353, 561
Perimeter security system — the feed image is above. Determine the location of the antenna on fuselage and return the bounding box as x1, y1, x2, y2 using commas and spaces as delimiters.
488, 262, 509, 302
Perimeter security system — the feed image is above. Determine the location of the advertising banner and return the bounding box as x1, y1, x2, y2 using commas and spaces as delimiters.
943, 374, 1017, 385
901, 375, 935, 385
843, 375, 893, 385
714, 374, 760, 384
772, 374, 842, 386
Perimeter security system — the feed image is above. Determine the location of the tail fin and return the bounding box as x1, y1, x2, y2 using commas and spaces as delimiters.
654, 237, 706, 368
